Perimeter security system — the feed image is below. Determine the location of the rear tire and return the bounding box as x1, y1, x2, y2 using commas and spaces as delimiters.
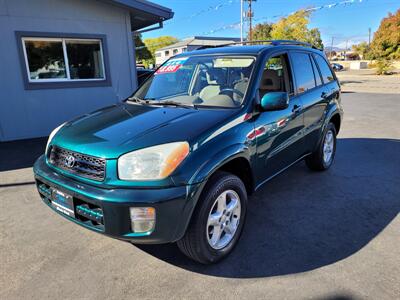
306, 123, 337, 171
177, 171, 247, 264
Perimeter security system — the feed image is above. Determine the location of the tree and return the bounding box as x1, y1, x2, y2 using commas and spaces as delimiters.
270, 10, 323, 49
142, 36, 179, 67
134, 34, 152, 63
250, 22, 273, 41
352, 42, 371, 60
370, 9, 400, 59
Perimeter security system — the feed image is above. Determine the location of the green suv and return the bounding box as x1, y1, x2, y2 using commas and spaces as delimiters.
34, 41, 343, 264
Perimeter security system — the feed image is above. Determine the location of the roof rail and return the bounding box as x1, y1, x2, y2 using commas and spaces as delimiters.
230, 40, 321, 49
195, 40, 322, 51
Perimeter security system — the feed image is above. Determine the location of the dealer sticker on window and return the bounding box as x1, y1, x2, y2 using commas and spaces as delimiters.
156, 57, 188, 74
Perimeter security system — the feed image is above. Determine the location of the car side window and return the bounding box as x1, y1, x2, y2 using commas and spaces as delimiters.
313, 54, 335, 83
310, 55, 323, 86
259, 54, 293, 98
290, 52, 316, 94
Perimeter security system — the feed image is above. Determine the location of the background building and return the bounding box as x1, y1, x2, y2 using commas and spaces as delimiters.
0, 0, 173, 141
155, 36, 240, 65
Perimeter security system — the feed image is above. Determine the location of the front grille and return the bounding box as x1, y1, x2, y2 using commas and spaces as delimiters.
48, 146, 106, 181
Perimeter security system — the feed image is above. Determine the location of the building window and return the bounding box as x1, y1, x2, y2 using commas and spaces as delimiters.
165, 50, 170, 56
22, 37, 105, 82
182, 48, 187, 53
155, 52, 161, 57
173, 49, 178, 55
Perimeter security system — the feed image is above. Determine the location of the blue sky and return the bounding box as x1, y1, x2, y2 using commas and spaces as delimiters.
143, 0, 399, 48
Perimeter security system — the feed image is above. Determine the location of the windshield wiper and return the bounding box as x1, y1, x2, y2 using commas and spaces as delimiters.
127, 96, 146, 103
152, 100, 197, 109
126, 96, 156, 104
127, 97, 196, 109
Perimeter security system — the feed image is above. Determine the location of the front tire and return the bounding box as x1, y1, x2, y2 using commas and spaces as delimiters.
177, 172, 247, 264
306, 122, 337, 171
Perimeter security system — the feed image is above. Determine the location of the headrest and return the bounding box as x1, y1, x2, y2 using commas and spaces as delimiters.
260, 69, 280, 90
206, 68, 225, 85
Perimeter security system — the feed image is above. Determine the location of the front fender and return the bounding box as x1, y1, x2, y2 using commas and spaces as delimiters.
188, 143, 252, 185
172, 143, 252, 241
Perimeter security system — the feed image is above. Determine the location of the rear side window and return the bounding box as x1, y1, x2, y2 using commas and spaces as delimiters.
290, 52, 316, 94
310, 56, 323, 86
314, 54, 335, 83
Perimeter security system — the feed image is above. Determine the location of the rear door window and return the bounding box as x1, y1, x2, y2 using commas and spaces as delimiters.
290, 52, 316, 94
310, 56, 323, 86
313, 54, 335, 83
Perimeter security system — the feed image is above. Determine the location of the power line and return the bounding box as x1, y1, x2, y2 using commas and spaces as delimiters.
165, 0, 238, 25
200, 0, 367, 37
138, 0, 370, 51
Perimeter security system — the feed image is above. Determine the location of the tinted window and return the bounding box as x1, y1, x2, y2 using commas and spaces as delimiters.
291, 52, 316, 93
310, 56, 323, 86
314, 54, 335, 83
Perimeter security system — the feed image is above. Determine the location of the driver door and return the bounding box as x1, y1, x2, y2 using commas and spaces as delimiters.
254, 53, 305, 185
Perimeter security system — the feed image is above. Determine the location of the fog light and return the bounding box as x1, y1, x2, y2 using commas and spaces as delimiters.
129, 207, 156, 233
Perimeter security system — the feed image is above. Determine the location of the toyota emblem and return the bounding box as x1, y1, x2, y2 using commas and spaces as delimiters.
65, 155, 76, 168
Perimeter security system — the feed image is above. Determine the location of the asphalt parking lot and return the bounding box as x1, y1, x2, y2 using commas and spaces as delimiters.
1, 92, 399, 300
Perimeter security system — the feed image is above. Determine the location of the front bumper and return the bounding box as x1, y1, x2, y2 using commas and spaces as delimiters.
33, 155, 202, 244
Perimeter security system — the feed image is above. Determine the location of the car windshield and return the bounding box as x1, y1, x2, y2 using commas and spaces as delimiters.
132, 55, 256, 108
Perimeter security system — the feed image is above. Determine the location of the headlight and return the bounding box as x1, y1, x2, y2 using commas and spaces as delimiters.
46, 123, 65, 154
118, 142, 190, 180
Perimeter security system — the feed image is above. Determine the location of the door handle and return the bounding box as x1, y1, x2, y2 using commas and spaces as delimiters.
321, 92, 328, 99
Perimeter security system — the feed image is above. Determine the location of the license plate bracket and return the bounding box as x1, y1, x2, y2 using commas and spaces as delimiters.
51, 189, 75, 218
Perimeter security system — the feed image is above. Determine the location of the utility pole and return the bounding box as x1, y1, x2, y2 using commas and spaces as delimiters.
244, 0, 256, 42
368, 27, 372, 62
249, 0, 253, 42
240, 0, 244, 44
344, 39, 348, 61
368, 27, 371, 47
330, 37, 334, 60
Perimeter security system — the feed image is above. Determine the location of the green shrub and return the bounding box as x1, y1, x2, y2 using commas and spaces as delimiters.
375, 59, 394, 75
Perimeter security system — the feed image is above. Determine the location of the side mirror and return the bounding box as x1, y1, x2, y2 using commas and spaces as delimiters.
260, 92, 289, 111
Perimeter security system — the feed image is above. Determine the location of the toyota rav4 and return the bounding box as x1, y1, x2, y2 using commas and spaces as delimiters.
34, 40, 343, 264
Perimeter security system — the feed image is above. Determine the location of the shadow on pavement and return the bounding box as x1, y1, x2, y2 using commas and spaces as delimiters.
0, 137, 47, 172
339, 80, 363, 84
136, 138, 400, 278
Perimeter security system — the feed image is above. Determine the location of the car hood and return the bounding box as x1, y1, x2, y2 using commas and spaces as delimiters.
52, 102, 236, 159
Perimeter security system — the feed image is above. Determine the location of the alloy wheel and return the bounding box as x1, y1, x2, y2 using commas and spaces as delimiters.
206, 190, 241, 250
323, 129, 334, 164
